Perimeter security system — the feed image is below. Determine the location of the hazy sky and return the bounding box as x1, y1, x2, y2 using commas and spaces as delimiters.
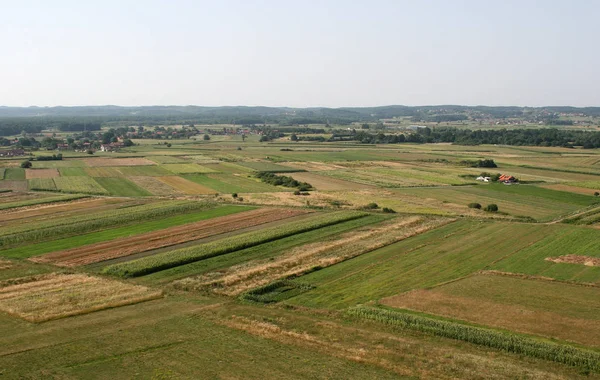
1, 0, 598, 107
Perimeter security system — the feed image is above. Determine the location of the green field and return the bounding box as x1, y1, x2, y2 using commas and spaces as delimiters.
53, 176, 109, 195
3, 168, 25, 180
284, 220, 550, 309
2, 205, 252, 259
3, 135, 600, 378
94, 177, 152, 196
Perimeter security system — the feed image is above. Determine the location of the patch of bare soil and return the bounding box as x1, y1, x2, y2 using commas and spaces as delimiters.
546, 255, 600, 267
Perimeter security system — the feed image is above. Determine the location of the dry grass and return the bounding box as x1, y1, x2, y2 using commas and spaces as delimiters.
82, 157, 156, 167
289, 172, 375, 191
156, 176, 216, 195
284, 161, 347, 171
25, 169, 59, 179
546, 255, 600, 267
175, 216, 451, 296
0, 260, 12, 270
0, 273, 162, 322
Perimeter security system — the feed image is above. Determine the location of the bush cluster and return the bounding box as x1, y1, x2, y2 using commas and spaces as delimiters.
256, 172, 312, 191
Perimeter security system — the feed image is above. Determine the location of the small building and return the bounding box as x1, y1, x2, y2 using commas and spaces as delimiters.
476, 176, 491, 182
0, 149, 26, 157
499, 174, 517, 183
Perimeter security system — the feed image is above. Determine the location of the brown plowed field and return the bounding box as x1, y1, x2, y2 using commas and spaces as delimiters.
31, 208, 309, 267
25, 169, 60, 179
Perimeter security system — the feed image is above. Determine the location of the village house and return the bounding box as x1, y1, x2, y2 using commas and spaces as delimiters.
0, 149, 26, 157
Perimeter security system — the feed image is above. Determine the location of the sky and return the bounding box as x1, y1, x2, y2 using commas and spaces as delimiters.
1, 0, 598, 108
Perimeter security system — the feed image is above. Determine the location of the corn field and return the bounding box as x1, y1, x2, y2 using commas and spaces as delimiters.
347, 306, 600, 373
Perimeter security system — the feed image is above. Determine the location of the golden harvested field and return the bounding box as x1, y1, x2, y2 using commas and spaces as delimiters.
174, 216, 450, 296
128, 176, 183, 196
0, 273, 162, 322
25, 169, 59, 179
32, 208, 310, 266
289, 172, 375, 191
381, 273, 600, 347
284, 161, 347, 171
82, 157, 156, 167
84, 167, 124, 177
156, 176, 216, 194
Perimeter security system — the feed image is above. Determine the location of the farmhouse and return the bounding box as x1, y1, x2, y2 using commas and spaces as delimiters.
100, 142, 124, 152
499, 174, 517, 183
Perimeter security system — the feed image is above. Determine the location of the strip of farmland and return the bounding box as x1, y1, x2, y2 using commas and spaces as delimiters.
0, 273, 162, 322
103, 211, 368, 277
175, 216, 452, 297
32, 208, 310, 266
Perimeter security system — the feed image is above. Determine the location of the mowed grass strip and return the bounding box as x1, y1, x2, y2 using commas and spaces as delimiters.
285, 221, 550, 309
381, 273, 600, 347
0, 201, 213, 248
103, 211, 368, 277
127, 176, 182, 196
156, 176, 216, 194
0, 273, 162, 322
33, 208, 307, 266
94, 177, 152, 197
348, 306, 600, 374
116, 165, 173, 177
177, 216, 452, 296
491, 225, 600, 284
235, 161, 303, 173
161, 163, 216, 174
0, 194, 88, 211
84, 167, 124, 177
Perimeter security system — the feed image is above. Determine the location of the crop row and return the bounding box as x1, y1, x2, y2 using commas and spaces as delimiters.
0, 201, 212, 247
347, 306, 600, 373
103, 211, 368, 278
0, 194, 88, 211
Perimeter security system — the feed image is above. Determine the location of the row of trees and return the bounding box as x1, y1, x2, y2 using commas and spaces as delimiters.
342, 127, 600, 148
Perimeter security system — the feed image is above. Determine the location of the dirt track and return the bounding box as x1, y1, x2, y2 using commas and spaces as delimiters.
31, 208, 309, 267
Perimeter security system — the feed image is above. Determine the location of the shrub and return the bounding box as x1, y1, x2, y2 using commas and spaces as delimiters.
293, 190, 301, 195
484, 204, 499, 212
232, 193, 238, 198
468, 203, 482, 209
363, 203, 379, 210
20, 160, 32, 168
256, 171, 312, 190
382, 207, 396, 213
595, 192, 599, 197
